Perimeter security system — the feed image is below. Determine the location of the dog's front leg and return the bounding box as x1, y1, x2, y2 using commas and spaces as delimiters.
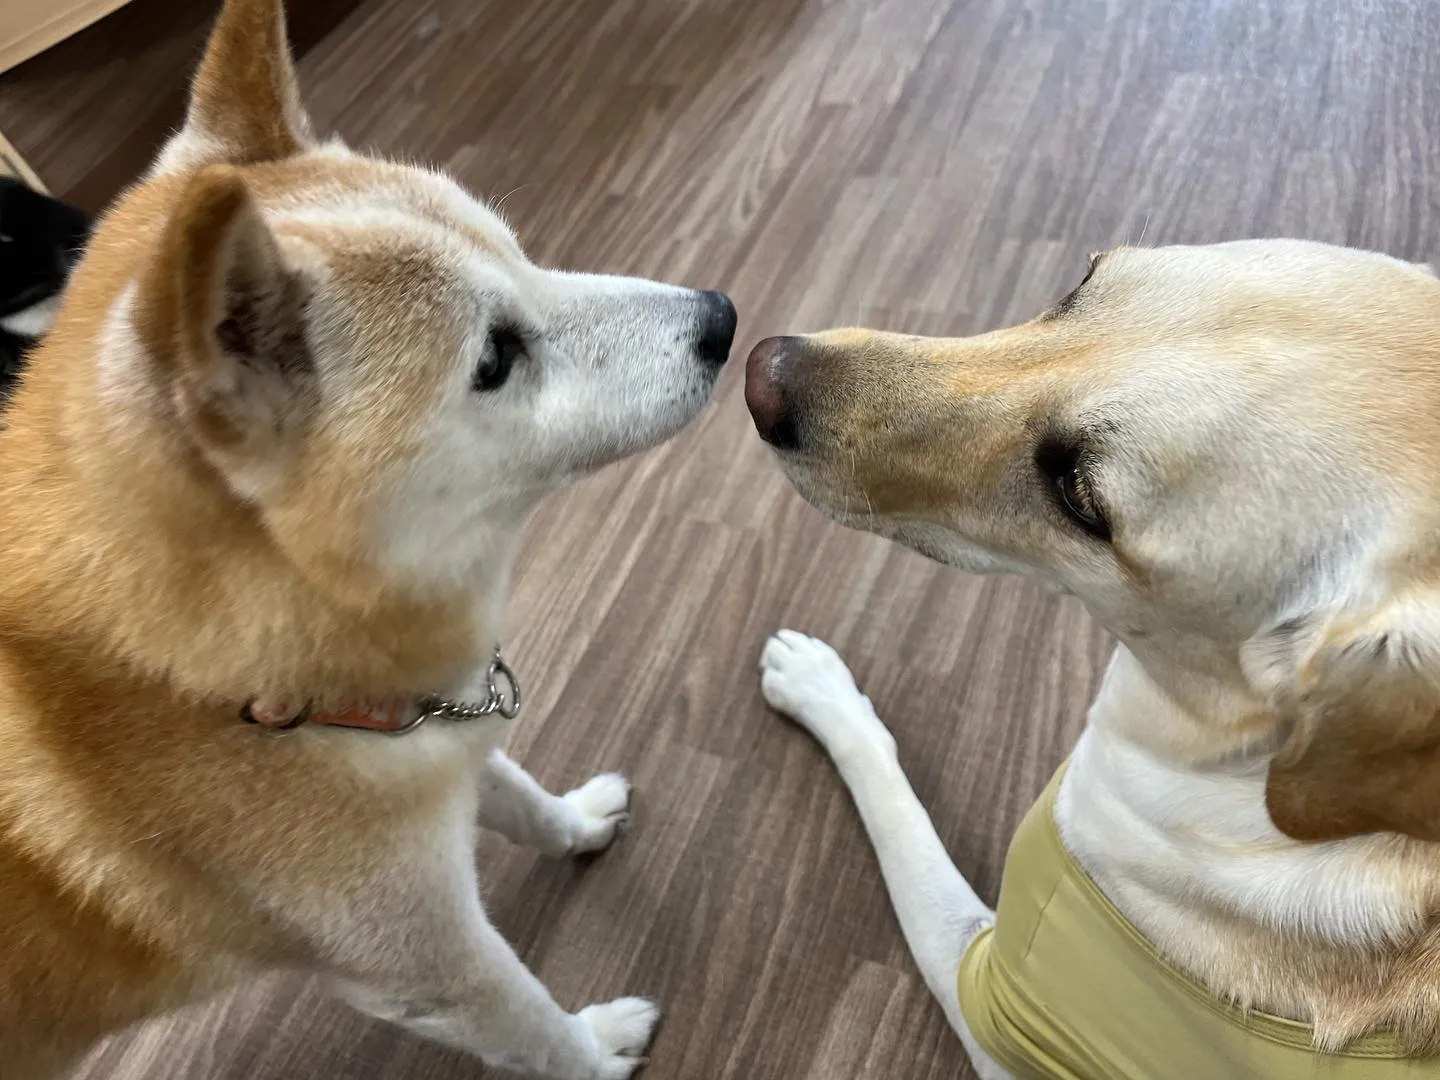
477, 748, 632, 857
759, 630, 1014, 1080
321, 813, 657, 1079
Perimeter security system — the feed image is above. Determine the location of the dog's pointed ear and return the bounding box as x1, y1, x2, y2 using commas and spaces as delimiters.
1244, 600, 1440, 842
158, 0, 314, 171
136, 166, 314, 478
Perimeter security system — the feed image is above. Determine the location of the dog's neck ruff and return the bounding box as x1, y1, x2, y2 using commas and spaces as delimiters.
241, 646, 521, 735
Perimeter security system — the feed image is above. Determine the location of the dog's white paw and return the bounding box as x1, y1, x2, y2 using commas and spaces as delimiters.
761, 630, 864, 716
561, 772, 632, 855
575, 996, 660, 1079
760, 630, 896, 760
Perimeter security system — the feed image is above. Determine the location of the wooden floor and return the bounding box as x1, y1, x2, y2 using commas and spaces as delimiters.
3, 0, 1439, 1076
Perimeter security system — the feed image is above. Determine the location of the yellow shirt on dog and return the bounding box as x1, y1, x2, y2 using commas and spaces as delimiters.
957, 763, 1439, 1079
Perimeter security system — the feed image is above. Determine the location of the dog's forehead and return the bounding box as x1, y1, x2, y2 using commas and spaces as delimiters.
1095, 240, 1434, 308
1065, 241, 1440, 394
246, 150, 524, 266
242, 151, 531, 369
1070, 242, 1440, 510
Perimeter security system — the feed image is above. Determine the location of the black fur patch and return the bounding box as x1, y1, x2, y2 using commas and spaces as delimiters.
0, 179, 92, 400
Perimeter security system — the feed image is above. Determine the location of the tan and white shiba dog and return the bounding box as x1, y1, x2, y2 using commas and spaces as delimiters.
746, 243, 1440, 1078
0, 1, 735, 1077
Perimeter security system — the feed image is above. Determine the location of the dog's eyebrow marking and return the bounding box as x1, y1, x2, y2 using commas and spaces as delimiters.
1043, 253, 1105, 320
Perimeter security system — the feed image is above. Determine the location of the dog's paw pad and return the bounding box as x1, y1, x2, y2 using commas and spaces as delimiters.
578, 997, 660, 1078
563, 773, 632, 854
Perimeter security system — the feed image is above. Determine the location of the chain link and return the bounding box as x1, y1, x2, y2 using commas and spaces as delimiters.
415, 647, 522, 726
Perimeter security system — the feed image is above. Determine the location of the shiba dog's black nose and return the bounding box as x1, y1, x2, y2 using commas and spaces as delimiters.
695, 290, 737, 367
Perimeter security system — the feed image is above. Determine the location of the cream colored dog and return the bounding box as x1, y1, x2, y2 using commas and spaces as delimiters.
745, 243, 1440, 1076
0, 1, 736, 1077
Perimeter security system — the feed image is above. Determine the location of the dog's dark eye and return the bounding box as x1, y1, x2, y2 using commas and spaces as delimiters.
1036, 441, 1111, 541
1056, 467, 1109, 538
473, 326, 527, 393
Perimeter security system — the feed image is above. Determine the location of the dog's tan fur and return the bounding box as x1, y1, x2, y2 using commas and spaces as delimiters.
750, 241, 1440, 1058
0, 1, 734, 1075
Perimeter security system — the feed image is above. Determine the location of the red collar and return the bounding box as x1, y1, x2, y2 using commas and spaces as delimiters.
240, 649, 521, 735
242, 697, 422, 733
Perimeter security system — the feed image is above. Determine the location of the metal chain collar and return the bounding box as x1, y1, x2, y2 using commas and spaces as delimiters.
412, 647, 522, 730
242, 646, 521, 736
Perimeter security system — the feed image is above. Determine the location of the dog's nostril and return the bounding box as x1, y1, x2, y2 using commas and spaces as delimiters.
695, 290, 737, 367
744, 336, 803, 450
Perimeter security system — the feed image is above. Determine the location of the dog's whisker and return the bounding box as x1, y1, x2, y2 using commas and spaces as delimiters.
490, 185, 530, 218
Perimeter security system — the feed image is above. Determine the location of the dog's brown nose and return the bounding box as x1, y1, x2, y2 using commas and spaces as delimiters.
745, 336, 804, 449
